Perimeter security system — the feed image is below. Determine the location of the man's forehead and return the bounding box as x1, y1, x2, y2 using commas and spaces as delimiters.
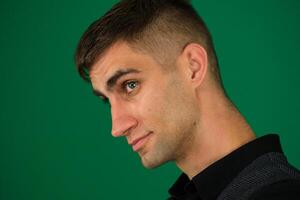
89, 50, 145, 95
89, 61, 109, 82
89, 42, 136, 78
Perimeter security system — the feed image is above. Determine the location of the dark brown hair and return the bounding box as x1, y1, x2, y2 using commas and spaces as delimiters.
75, 0, 222, 85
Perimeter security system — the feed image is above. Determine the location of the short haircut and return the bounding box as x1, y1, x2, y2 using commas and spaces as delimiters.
75, 0, 222, 86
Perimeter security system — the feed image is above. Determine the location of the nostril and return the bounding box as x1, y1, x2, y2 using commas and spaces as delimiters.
111, 129, 122, 137
112, 127, 131, 137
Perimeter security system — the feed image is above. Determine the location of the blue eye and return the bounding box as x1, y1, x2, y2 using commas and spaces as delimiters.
127, 81, 137, 89
124, 80, 138, 93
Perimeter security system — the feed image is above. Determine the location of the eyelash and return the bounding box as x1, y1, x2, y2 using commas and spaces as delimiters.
122, 80, 139, 94
99, 80, 139, 105
100, 96, 109, 104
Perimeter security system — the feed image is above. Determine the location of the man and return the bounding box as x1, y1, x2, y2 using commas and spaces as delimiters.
74, 0, 300, 199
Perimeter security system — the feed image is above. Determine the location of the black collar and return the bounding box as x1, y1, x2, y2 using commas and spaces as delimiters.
168, 134, 283, 200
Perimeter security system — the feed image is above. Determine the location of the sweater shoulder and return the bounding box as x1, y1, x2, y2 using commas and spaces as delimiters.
250, 179, 300, 200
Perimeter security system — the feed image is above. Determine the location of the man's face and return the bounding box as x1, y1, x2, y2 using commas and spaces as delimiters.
90, 42, 198, 168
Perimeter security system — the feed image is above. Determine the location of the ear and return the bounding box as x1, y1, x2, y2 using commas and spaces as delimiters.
180, 43, 208, 88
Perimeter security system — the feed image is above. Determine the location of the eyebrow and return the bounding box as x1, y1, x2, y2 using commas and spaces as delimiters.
92, 68, 141, 99
106, 68, 141, 90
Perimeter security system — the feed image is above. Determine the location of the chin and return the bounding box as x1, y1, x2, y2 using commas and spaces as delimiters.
140, 153, 169, 169
141, 159, 163, 169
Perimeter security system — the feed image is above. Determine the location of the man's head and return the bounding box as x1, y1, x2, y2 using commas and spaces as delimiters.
75, 0, 226, 168
75, 0, 222, 85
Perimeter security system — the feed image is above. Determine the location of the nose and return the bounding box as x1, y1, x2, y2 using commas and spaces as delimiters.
110, 100, 138, 137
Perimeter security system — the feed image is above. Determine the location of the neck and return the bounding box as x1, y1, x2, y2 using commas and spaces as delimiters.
175, 87, 256, 179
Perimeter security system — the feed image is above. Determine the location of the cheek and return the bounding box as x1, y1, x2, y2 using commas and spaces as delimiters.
136, 87, 169, 126
134, 77, 194, 131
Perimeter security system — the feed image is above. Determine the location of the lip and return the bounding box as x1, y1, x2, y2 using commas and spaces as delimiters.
129, 132, 152, 152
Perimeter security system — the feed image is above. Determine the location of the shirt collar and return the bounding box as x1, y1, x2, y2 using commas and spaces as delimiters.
168, 134, 283, 200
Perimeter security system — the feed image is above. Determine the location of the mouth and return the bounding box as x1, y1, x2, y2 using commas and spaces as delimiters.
130, 132, 153, 152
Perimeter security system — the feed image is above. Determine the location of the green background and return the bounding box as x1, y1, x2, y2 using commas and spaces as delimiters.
1, 0, 299, 199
